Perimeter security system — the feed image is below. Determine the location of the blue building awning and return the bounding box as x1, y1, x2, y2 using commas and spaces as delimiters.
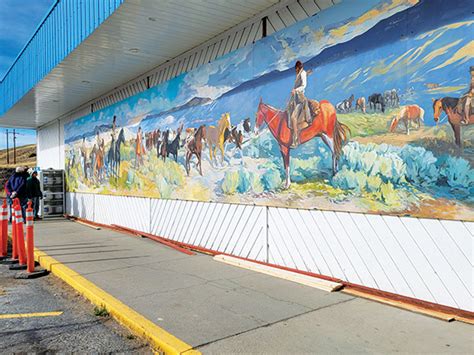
0, 0, 124, 127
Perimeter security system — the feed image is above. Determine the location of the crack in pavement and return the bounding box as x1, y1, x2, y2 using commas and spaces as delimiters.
192, 297, 357, 350
127, 273, 256, 300
211, 278, 325, 311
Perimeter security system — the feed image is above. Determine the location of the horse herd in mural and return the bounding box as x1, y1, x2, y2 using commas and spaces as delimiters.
336, 89, 400, 114
70, 90, 471, 191
335, 89, 472, 144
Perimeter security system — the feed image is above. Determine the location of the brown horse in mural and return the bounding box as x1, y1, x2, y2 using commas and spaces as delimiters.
433, 97, 473, 148
355, 97, 366, 113
94, 139, 106, 181
389, 105, 424, 135
255, 99, 350, 188
184, 125, 206, 176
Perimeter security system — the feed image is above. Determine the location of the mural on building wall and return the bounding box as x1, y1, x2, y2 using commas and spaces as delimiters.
64, 0, 474, 221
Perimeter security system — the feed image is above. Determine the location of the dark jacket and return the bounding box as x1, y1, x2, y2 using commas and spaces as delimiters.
6, 172, 28, 198
26, 176, 43, 198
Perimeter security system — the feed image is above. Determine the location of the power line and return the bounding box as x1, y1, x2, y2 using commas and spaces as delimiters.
5, 130, 9, 164
4, 129, 25, 165
13, 129, 16, 164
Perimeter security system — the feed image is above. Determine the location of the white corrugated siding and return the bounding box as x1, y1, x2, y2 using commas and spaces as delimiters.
94, 194, 151, 233
37, 120, 60, 169
267, 208, 473, 311
65, 192, 473, 312
150, 199, 267, 261
66, 192, 94, 221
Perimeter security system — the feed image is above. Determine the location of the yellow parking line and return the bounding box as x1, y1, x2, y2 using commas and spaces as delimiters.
0, 311, 63, 319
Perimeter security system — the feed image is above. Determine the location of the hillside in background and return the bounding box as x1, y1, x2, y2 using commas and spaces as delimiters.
0, 144, 36, 168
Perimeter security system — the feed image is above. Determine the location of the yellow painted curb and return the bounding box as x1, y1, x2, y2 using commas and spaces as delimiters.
34, 248, 200, 355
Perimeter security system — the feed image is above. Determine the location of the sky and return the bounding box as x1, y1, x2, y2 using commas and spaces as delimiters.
0, 0, 54, 148
0, 0, 55, 78
0, 128, 36, 149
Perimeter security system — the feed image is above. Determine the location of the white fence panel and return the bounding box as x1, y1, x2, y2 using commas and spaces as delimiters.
64, 192, 473, 312
94, 195, 150, 233
65, 192, 73, 216
347, 213, 403, 294
150, 199, 266, 261
268, 206, 473, 311
420, 219, 473, 310
66, 192, 94, 221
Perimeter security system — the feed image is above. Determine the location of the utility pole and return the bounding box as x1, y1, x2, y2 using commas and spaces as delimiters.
5, 129, 9, 164
13, 128, 17, 164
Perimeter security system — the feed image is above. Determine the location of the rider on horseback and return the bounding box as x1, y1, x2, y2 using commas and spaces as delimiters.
457, 66, 473, 125
287, 61, 319, 148
288, 60, 311, 148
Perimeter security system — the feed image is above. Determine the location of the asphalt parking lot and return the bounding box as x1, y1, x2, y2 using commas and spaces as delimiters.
0, 260, 150, 353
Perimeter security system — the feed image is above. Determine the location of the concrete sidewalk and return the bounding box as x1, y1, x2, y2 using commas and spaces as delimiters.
34, 219, 472, 353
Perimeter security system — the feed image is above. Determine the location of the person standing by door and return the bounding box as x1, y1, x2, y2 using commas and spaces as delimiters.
26, 170, 43, 220
6, 166, 29, 220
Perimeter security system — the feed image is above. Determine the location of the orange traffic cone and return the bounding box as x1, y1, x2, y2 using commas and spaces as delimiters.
14, 200, 47, 279
0, 199, 7, 259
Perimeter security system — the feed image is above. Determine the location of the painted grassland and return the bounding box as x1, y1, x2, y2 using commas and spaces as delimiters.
65, 108, 474, 220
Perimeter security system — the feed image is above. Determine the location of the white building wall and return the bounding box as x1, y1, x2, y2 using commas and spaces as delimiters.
37, 105, 90, 170
37, 120, 61, 169
43, 0, 473, 313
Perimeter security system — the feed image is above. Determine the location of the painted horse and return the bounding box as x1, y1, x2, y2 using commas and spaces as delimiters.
242, 117, 251, 133
255, 98, 350, 188
433, 97, 473, 148
368, 93, 385, 113
336, 94, 354, 113
355, 97, 366, 113
159, 130, 169, 161
224, 117, 252, 159
389, 105, 424, 135
205, 113, 231, 165
184, 125, 206, 176
154, 129, 162, 156
166, 123, 183, 162
227, 126, 243, 150
107, 128, 126, 178
94, 141, 106, 182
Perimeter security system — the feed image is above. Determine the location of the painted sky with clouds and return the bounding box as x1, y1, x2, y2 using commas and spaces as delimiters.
66, 0, 418, 138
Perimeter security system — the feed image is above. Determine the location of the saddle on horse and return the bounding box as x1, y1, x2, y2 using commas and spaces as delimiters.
288, 94, 320, 147
307, 99, 320, 123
